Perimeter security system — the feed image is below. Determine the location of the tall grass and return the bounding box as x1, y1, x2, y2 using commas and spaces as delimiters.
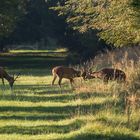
0, 48, 139, 139
76, 46, 140, 130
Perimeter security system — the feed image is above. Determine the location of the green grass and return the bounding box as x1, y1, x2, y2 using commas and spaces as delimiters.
10, 48, 67, 53
0, 50, 139, 140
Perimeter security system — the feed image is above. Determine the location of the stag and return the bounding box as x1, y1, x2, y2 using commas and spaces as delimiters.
84, 68, 126, 83
52, 66, 82, 88
0, 67, 20, 88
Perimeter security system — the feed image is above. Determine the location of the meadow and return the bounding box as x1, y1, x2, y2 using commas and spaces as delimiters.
0, 49, 139, 140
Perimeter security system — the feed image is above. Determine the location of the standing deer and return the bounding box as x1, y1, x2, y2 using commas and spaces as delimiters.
84, 68, 126, 83
0, 67, 20, 88
52, 66, 82, 88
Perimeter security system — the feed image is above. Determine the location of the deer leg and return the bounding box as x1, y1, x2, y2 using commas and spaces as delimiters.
58, 77, 62, 88
103, 76, 108, 84
117, 76, 125, 83
70, 78, 74, 89
1, 78, 5, 94
52, 75, 57, 85
122, 76, 126, 83
2, 78, 5, 86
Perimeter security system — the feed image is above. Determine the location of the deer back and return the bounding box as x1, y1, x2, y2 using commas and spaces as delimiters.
52, 66, 81, 79
100, 68, 126, 80
84, 68, 126, 81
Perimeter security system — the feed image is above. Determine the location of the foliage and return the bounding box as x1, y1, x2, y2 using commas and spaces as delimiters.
54, 0, 140, 47
0, 0, 26, 52
1, 0, 140, 57
0, 0, 108, 57
0, 0, 107, 59
0, 0, 26, 37
10, 0, 67, 45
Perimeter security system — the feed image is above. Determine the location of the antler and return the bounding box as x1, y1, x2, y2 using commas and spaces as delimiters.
14, 73, 20, 81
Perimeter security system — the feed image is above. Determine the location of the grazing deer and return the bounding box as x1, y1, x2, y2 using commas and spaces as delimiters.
0, 67, 20, 88
52, 66, 81, 88
84, 68, 126, 83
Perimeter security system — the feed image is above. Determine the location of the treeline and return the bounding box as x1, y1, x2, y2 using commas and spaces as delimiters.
54, 0, 140, 47
0, 0, 140, 59
0, 0, 66, 51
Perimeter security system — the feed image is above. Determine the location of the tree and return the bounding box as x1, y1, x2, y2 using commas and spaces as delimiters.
0, 0, 26, 37
0, 0, 108, 58
0, 0, 26, 51
54, 0, 140, 47
9, 0, 67, 47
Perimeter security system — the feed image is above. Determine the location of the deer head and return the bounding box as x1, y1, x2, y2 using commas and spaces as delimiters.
9, 73, 20, 88
81, 67, 93, 80
85, 72, 96, 80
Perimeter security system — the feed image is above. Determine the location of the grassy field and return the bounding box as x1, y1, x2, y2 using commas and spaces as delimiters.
0, 50, 139, 140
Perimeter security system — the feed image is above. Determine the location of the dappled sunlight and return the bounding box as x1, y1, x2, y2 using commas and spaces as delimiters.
0, 120, 84, 135
0, 0, 140, 138
0, 49, 139, 140
0, 112, 69, 121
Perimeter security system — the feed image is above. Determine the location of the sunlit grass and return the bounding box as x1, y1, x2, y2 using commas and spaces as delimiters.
10, 48, 68, 53
0, 49, 139, 140
0, 72, 139, 140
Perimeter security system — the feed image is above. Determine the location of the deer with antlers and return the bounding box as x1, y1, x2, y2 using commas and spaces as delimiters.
84, 68, 126, 83
52, 66, 82, 88
0, 67, 20, 88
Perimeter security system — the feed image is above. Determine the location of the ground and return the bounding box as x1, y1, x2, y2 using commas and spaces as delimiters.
0, 50, 139, 140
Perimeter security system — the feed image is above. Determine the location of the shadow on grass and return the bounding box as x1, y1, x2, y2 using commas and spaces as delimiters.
0, 94, 75, 103
62, 133, 140, 140
0, 120, 84, 135
96, 117, 140, 132
0, 53, 70, 76
14, 84, 73, 95
0, 99, 114, 115
0, 84, 73, 96
0, 54, 68, 76
0, 113, 69, 121
0, 84, 110, 103
75, 92, 108, 99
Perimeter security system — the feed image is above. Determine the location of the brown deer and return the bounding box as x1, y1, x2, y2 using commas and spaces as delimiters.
0, 67, 20, 88
52, 66, 81, 88
84, 68, 126, 83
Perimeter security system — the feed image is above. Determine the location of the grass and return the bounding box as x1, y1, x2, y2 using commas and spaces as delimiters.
10, 48, 67, 53
0, 49, 139, 140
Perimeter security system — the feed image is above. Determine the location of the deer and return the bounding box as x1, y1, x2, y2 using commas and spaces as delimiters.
84, 68, 126, 83
0, 67, 20, 88
52, 66, 82, 88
